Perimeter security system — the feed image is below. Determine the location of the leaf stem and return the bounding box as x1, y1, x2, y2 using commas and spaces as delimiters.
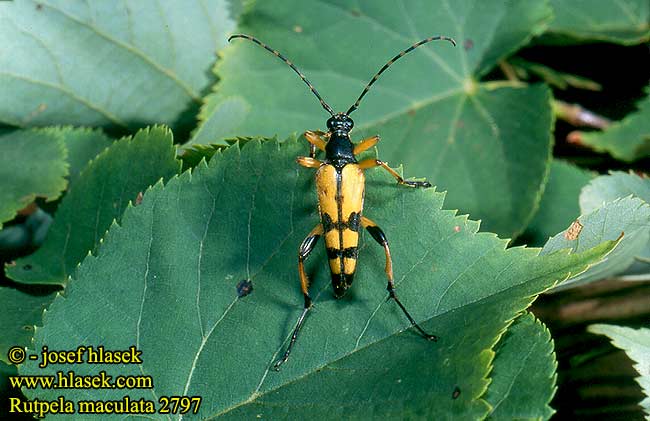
554, 100, 611, 129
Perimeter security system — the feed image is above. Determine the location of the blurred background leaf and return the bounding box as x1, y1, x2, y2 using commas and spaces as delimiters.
577, 91, 650, 162
545, 0, 650, 45
0, 0, 239, 135
580, 171, 650, 213
589, 324, 650, 417
0, 129, 67, 228
6, 126, 181, 285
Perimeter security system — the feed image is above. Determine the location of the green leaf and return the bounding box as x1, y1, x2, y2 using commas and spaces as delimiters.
0, 286, 57, 365
0, 129, 67, 228
0, 0, 237, 130
546, 0, 650, 44
588, 324, 650, 417
19, 138, 614, 418
6, 126, 181, 286
578, 92, 650, 162
581, 171, 650, 213
486, 313, 556, 421
0, 127, 111, 253
59, 127, 113, 186
543, 172, 650, 288
542, 196, 650, 290
580, 171, 650, 280
521, 160, 594, 247
193, 0, 554, 237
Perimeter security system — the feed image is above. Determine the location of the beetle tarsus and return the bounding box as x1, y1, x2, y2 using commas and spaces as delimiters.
388, 289, 438, 341
273, 305, 311, 371
401, 180, 431, 188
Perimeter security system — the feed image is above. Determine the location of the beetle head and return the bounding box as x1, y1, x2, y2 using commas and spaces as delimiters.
326, 113, 354, 133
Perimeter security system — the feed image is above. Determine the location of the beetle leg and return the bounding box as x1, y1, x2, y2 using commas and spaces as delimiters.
274, 224, 324, 370
304, 130, 329, 158
358, 158, 431, 188
353, 135, 380, 155
296, 156, 323, 169
361, 216, 437, 341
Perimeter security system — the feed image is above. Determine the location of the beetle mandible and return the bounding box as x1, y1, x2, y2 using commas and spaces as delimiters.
229, 33, 456, 370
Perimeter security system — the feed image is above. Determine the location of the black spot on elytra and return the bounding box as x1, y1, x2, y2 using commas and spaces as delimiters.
326, 247, 339, 259
348, 212, 360, 232
322, 213, 335, 232
341, 247, 358, 258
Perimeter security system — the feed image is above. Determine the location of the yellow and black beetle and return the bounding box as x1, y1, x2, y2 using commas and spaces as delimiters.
229, 33, 456, 369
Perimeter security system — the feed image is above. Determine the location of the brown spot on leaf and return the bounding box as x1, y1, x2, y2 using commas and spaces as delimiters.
293, 25, 303, 33
453, 225, 461, 233
24, 103, 48, 124
463, 39, 473, 51
452, 386, 461, 399
36, 3, 43, 10
564, 220, 583, 241
135, 191, 144, 206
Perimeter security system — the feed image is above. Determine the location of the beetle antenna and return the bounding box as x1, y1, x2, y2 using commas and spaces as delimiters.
229, 34, 335, 116
346, 35, 456, 115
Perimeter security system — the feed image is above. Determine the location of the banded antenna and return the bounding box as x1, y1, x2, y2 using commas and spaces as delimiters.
228, 34, 335, 116
346, 35, 456, 115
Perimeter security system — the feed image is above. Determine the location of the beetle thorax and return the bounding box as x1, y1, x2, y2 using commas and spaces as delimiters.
325, 132, 355, 168
324, 113, 356, 167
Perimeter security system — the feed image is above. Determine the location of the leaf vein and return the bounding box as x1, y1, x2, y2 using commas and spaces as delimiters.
0, 72, 127, 127
39, 0, 199, 101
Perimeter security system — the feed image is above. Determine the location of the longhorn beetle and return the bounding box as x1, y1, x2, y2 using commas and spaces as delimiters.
229, 33, 456, 370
